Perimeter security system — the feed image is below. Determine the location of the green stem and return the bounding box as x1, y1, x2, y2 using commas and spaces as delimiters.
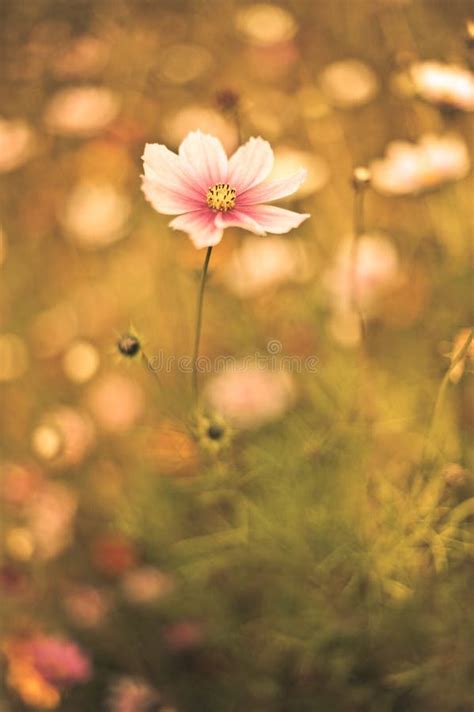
141, 350, 163, 388
351, 188, 367, 340
192, 246, 213, 401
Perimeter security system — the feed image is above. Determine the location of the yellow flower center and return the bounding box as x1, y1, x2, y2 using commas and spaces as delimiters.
206, 183, 236, 212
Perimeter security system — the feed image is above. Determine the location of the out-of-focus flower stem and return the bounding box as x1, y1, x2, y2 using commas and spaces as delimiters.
192, 246, 213, 401
424, 328, 473, 461
351, 168, 378, 423
351, 179, 368, 340
141, 350, 163, 388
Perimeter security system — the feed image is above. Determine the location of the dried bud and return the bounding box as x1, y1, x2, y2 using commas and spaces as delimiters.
194, 411, 231, 454
117, 334, 141, 358
352, 166, 371, 190
215, 89, 240, 112
207, 423, 225, 440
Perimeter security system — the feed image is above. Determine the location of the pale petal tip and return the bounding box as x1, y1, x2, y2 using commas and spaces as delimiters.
141, 142, 156, 161
181, 128, 219, 144
298, 212, 311, 223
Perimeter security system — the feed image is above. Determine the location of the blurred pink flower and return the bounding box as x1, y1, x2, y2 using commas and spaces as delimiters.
0, 461, 43, 506
141, 131, 309, 248
325, 234, 401, 347
3, 634, 90, 709
92, 534, 137, 576
164, 621, 204, 651
205, 366, 296, 429
27, 636, 91, 685
410, 61, 474, 111
63, 585, 110, 629
86, 373, 144, 433
370, 134, 470, 195
3, 634, 91, 706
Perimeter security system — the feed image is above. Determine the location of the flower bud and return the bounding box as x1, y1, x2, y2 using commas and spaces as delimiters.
465, 19, 474, 49
215, 89, 240, 112
117, 334, 141, 358
194, 412, 231, 454
352, 166, 371, 190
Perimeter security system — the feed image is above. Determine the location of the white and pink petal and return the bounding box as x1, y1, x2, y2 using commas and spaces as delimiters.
238, 168, 307, 205
141, 177, 203, 215
228, 137, 274, 194
142, 143, 203, 201
169, 209, 224, 248
178, 131, 228, 192
214, 210, 266, 236
241, 205, 310, 235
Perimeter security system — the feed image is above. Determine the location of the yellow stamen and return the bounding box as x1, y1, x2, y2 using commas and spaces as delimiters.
206, 183, 236, 212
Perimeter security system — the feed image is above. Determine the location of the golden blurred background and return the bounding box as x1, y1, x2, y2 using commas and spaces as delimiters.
0, 1, 473, 710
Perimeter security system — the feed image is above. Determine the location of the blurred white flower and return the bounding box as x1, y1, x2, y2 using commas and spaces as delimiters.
31, 406, 95, 467
86, 373, 144, 433
0, 118, 35, 173
121, 566, 175, 605
221, 236, 311, 297
44, 86, 120, 136
370, 134, 470, 195
107, 676, 160, 712
205, 366, 296, 429
5, 527, 35, 561
319, 60, 379, 108
62, 340, 100, 383
325, 234, 402, 347
60, 181, 131, 249
27, 482, 78, 560
325, 234, 401, 316
410, 61, 474, 111
235, 4, 297, 47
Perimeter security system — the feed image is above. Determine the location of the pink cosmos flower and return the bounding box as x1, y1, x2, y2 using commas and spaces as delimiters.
141, 131, 310, 248
5, 634, 91, 686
